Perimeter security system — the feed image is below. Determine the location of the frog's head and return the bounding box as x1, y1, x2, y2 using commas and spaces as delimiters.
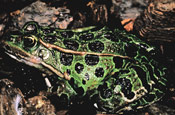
1, 21, 54, 75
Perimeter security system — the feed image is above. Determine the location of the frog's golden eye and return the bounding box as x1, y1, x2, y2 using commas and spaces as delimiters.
23, 36, 37, 48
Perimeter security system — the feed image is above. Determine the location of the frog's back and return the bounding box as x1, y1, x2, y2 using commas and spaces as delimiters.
39, 24, 167, 113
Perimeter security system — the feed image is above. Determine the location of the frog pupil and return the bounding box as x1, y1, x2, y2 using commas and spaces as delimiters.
23, 36, 36, 48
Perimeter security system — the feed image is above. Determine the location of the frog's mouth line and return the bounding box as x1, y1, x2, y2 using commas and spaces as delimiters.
2, 41, 69, 80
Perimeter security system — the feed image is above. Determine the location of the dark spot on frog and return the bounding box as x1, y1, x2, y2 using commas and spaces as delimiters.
85, 73, 89, 80
98, 83, 112, 99
60, 52, 73, 66
104, 32, 119, 42
76, 87, 84, 96
79, 33, 94, 41
63, 40, 79, 50
115, 78, 133, 98
88, 41, 104, 53
125, 44, 138, 57
113, 56, 123, 68
67, 69, 71, 75
44, 35, 57, 44
85, 54, 99, 66
98, 82, 107, 90
100, 88, 113, 99
60, 31, 74, 38
125, 92, 135, 100
42, 28, 55, 34
68, 78, 84, 96
131, 65, 150, 91
111, 72, 119, 79
95, 67, 104, 77
82, 80, 86, 85
75, 63, 84, 74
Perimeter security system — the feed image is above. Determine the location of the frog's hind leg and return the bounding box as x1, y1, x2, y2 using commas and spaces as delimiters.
92, 63, 167, 113
92, 69, 139, 113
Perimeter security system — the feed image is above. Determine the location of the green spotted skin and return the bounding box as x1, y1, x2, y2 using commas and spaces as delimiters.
2, 21, 167, 113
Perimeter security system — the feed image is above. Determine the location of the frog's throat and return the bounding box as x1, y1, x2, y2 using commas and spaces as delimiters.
39, 39, 131, 59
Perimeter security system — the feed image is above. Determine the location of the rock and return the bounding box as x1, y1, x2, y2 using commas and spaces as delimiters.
26, 95, 56, 115
134, 0, 175, 42
0, 0, 35, 14
0, 79, 26, 115
10, 1, 73, 29
0, 78, 56, 115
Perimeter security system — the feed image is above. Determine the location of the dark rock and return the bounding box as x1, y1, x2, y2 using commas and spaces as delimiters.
0, 79, 26, 115
134, 0, 175, 42
11, 1, 73, 29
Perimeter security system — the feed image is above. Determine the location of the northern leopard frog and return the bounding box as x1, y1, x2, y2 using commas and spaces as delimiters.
1, 21, 167, 113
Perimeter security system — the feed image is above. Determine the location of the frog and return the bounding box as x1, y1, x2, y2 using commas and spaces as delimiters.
1, 21, 167, 113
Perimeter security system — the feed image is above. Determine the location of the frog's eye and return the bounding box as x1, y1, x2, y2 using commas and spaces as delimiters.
23, 36, 37, 48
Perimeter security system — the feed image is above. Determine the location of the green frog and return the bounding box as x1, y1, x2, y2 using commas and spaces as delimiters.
1, 21, 167, 113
